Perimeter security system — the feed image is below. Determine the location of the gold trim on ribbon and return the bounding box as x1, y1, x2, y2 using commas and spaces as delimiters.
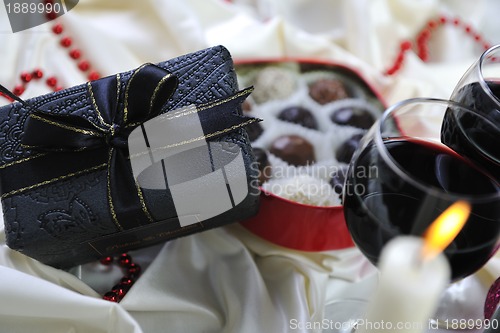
19, 144, 90, 152
106, 148, 123, 231
0, 153, 47, 170
135, 180, 154, 223
129, 118, 259, 160
149, 73, 174, 118
29, 113, 104, 137
1, 163, 108, 199
160, 88, 253, 122
196, 88, 253, 113
87, 81, 112, 130
116, 73, 121, 112
123, 64, 148, 124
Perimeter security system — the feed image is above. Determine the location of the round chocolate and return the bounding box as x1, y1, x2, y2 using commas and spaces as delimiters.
277, 106, 318, 130
270, 135, 315, 166
253, 147, 271, 185
242, 100, 252, 113
330, 167, 348, 194
331, 107, 375, 129
336, 133, 364, 164
309, 78, 349, 105
246, 121, 264, 142
253, 67, 296, 104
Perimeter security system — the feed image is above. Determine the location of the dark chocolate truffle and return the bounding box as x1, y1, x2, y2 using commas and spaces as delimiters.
253, 147, 271, 185
330, 167, 348, 194
309, 78, 349, 105
246, 121, 264, 142
278, 106, 318, 130
336, 134, 364, 164
270, 135, 316, 166
331, 107, 375, 129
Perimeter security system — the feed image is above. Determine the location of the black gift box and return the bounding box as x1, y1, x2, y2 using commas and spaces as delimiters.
0, 46, 260, 268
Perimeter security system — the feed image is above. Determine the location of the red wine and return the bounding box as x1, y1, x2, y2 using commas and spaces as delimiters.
344, 138, 499, 280
442, 81, 500, 178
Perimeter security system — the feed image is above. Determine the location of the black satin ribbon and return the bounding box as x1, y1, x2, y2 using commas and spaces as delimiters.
0, 64, 258, 231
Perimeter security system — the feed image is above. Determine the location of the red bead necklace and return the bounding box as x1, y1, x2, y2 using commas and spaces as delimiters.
0, 20, 100, 102
384, 15, 491, 76
99, 253, 142, 302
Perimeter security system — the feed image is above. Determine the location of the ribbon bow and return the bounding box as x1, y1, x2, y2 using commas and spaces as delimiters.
0, 64, 257, 231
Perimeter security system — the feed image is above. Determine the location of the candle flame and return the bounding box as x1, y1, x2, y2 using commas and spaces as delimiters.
422, 201, 471, 260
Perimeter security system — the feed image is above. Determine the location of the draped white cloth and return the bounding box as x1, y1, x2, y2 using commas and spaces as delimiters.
0, 1, 499, 332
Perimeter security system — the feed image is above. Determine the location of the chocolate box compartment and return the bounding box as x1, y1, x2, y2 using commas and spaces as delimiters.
236, 58, 387, 252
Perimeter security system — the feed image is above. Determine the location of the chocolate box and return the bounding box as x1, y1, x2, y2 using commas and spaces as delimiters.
235, 59, 387, 251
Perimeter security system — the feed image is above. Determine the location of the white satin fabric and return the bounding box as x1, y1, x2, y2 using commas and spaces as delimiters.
0, 1, 499, 332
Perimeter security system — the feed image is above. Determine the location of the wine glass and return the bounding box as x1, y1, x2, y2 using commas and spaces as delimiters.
342, 98, 500, 328
443, 44, 500, 178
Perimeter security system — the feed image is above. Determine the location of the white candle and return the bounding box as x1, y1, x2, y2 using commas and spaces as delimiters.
356, 236, 450, 333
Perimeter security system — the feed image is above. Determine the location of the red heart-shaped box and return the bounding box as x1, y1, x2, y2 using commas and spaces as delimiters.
236, 58, 387, 251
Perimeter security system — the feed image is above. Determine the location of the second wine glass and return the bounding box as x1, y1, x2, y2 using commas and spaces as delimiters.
444, 44, 500, 178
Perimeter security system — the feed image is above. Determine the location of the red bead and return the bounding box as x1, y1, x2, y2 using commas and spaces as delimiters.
427, 21, 436, 29
69, 49, 81, 59
465, 25, 472, 33
474, 34, 482, 42
46, 12, 57, 20
13, 85, 24, 96
395, 53, 404, 65
46, 76, 57, 87
32, 69, 43, 79
103, 291, 119, 302
20, 72, 32, 83
439, 16, 447, 24
453, 18, 460, 26
484, 43, 491, 50
119, 253, 131, 267
400, 40, 412, 51
88, 71, 100, 81
127, 263, 141, 275
52, 24, 63, 34
120, 277, 134, 286
54, 86, 63, 92
100, 256, 113, 265
417, 31, 430, 45
111, 284, 129, 298
386, 67, 396, 76
60, 37, 72, 48
78, 60, 90, 71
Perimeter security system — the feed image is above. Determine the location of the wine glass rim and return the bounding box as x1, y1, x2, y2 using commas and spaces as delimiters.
478, 44, 500, 110
375, 97, 500, 203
